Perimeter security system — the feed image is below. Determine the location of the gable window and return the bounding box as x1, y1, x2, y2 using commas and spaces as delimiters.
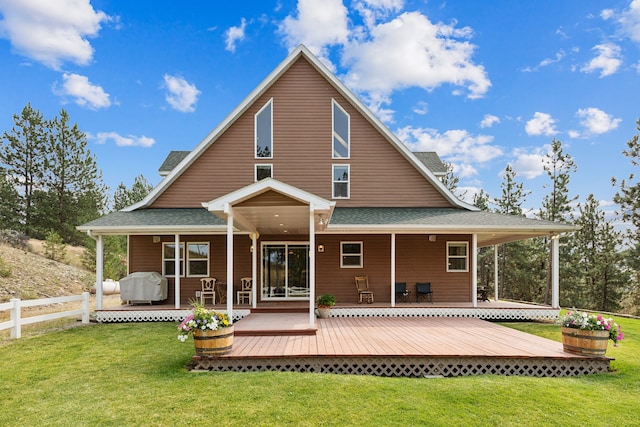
447, 242, 469, 272
341, 242, 362, 268
163, 242, 210, 277
255, 99, 273, 158
332, 164, 350, 199
255, 164, 272, 181
332, 100, 350, 158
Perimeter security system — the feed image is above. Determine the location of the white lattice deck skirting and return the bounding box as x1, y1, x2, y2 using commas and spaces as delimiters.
95, 307, 558, 323
190, 355, 610, 378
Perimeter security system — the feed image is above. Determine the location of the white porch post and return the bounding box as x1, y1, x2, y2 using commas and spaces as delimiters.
472, 233, 478, 308
391, 233, 396, 307
552, 235, 560, 309
225, 203, 234, 321
252, 232, 257, 309
493, 245, 499, 302
95, 234, 104, 310
174, 234, 180, 309
308, 204, 316, 328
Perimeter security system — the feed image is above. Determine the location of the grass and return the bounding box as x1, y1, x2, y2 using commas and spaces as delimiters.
0, 317, 639, 426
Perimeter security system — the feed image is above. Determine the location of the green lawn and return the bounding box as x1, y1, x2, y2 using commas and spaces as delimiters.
0, 316, 638, 427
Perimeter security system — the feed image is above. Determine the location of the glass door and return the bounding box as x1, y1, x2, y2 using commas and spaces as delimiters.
262, 243, 309, 299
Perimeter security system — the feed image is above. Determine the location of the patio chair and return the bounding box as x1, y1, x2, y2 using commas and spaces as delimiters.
236, 277, 252, 304
215, 280, 227, 304
200, 278, 216, 305
416, 282, 433, 303
395, 282, 410, 302
354, 275, 374, 304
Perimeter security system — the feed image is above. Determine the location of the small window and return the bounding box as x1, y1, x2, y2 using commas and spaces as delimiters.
332, 164, 350, 199
163, 243, 184, 276
341, 242, 362, 268
255, 164, 272, 181
332, 100, 350, 158
447, 242, 469, 272
187, 242, 209, 277
255, 99, 272, 158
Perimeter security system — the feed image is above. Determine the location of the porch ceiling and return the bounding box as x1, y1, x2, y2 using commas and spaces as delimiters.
231, 205, 314, 235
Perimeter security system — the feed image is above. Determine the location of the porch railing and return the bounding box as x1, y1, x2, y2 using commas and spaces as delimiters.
0, 292, 90, 339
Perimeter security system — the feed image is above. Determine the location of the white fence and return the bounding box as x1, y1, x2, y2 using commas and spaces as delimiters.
0, 292, 90, 339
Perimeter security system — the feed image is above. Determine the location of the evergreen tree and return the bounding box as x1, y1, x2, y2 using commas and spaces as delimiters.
571, 194, 629, 312
538, 139, 578, 305
113, 174, 153, 210
0, 103, 46, 236
494, 165, 533, 299
0, 168, 20, 231
473, 190, 495, 291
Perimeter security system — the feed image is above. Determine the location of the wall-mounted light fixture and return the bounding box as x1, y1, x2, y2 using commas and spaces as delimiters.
428, 235, 436, 242
318, 214, 328, 226
317, 244, 325, 253
153, 236, 161, 243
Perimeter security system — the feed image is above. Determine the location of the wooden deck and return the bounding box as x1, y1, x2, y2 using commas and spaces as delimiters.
191, 315, 612, 377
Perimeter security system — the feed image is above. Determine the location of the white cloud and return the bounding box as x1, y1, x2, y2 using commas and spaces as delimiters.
94, 132, 155, 148
580, 43, 622, 77
576, 107, 622, 134
601, 9, 615, 20
54, 73, 111, 110
397, 126, 502, 178
225, 18, 247, 53
617, 0, 640, 43
0, 0, 110, 70
525, 112, 558, 136
342, 12, 490, 103
511, 148, 545, 179
162, 74, 200, 113
480, 114, 500, 128
412, 101, 428, 115
568, 130, 581, 139
353, 0, 405, 28
278, 0, 349, 59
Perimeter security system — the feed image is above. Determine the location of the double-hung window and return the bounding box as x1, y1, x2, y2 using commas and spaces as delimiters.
447, 242, 469, 272
255, 99, 273, 158
341, 242, 362, 268
163, 242, 210, 277
332, 100, 349, 158
332, 164, 350, 199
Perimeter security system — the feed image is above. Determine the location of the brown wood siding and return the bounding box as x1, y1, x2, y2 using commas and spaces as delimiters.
236, 190, 306, 208
151, 57, 452, 209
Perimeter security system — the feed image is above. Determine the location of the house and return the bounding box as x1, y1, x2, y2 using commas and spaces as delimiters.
78, 45, 574, 326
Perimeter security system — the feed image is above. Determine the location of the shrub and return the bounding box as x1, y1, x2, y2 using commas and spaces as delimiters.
43, 230, 67, 262
0, 256, 11, 278
0, 229, 30, 251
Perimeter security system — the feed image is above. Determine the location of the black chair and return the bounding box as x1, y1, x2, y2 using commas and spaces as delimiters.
416, 282, 433, 303
395, 282, 410, 302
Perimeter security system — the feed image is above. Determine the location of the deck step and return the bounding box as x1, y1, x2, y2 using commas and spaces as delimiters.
250, 307, 309, 314
235, 328, 317, 337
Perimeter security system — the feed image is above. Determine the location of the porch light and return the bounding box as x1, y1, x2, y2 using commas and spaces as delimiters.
318, 214, 328, 226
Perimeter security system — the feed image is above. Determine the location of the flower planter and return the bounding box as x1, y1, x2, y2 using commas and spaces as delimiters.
561, 327, 609, 356
317, 306, 331, 319
193, 326, 234, 356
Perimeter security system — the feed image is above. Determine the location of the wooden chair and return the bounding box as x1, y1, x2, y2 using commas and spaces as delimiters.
236, 277, 252, 304
354, 276, 374, 304
200, 278, 216, 305
215, 280, 227, 304
416, 282, 433, 303
395, 282, 410, 302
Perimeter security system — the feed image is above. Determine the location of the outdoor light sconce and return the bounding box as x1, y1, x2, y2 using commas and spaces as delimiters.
318, 214, 328, 226
317, 244, 325, 253
152, 236, 161, 243
428, 235, 436, 242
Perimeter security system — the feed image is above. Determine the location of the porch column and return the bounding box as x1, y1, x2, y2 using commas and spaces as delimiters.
472, 233, 478, 308
95, 234, 104, 310
225, 203, 234, 321
308, 204, 316, 329
390, 233, 396, 307
251, 232, 257, 309
174, 234, 180, 309
493, 245, 499, 302
552, 235, 560, 309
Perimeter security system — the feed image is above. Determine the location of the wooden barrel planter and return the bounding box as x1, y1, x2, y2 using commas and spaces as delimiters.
193, 326, 234, 356
561, 327, 609, 356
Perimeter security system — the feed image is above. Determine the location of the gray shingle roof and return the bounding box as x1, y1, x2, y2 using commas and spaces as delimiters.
413, 152, 447, 175
158, 151, 190, 176
78, 208, 224, 230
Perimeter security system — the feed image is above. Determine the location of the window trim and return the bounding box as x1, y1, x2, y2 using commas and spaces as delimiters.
255, 164, 273, 181
255, 98, 273, 159
446, 241, 469, 272
341, 241, 363, 268
332, 164, 350, 199
332, 99, 350, 159
162, 241, 210, 277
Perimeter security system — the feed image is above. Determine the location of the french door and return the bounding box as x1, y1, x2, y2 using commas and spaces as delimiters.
261, 243, 309, 299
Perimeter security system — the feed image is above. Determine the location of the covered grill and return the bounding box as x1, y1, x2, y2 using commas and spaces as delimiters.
120, 272, 168, 304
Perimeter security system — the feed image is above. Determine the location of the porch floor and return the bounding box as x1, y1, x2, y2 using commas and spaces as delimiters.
191, 315, 612, 377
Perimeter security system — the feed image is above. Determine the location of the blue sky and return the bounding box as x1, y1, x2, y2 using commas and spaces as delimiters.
0, 0, 638, 219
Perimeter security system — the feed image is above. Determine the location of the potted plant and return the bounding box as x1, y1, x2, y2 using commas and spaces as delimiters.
558, 310, 624, 356
316, 294, 336, 319
177, 301, 233, 356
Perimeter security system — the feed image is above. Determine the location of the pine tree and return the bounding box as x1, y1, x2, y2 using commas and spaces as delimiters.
0, 103, 46, 236
112, 174, 153, 210
0, 168, 20, 231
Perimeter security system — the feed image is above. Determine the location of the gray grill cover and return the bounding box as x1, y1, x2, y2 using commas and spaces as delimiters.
120, 272, 168, 301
